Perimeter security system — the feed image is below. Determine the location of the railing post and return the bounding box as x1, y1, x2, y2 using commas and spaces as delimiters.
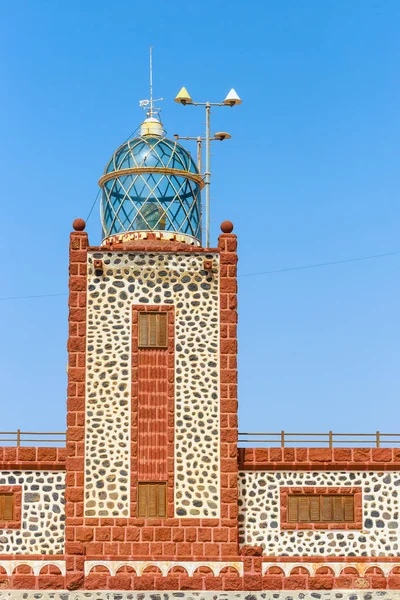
281, 430, 285, 448
329, 431, 333, 449
376, 431, 380, 448
17, 429, 21, 447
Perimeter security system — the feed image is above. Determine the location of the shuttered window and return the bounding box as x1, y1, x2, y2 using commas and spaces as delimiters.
287, 494, 354, 523
138, 313, 168, 348
0, 494, 14, 521
137, 482, 167, 518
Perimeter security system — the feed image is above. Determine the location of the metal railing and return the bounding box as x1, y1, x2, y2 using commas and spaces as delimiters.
0, 431, 66, 446
238, 431, 400, 448
1, 430, 400, 448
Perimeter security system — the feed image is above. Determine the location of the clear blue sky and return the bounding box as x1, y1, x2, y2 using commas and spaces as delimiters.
0, 1, 399, 436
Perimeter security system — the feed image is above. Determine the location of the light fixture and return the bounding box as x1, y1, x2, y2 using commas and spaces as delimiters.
214, 131, 232, 141
174, 87, 193, 105
174, 88, 241, 246
223, 88, 242, 107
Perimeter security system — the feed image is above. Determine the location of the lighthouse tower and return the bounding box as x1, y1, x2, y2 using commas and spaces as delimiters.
65, 108, 239, 587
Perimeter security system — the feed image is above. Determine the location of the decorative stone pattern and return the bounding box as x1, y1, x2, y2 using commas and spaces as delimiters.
1, 591, 399, 599
262, 561, 400, 577
85, 251, 220, 518
0, 559, 65, 575
0, 471, 65, 554
85, 560, 243, 576
238, 471, 400, 556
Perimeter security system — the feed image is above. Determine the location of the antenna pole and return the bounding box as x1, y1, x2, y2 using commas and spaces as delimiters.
205, 102, 211, 247
149, 45, 153, 117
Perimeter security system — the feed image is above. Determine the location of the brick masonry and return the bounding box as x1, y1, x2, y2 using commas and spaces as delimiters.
132, 305, 174, 511
65, 228, 88, 590
59, 232, 239, 591
238, 447, 400, 470
2, 227, 400, 593
0, 592, 398, 599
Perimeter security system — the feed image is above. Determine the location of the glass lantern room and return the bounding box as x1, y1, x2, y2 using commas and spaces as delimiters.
99, 118, 203, 245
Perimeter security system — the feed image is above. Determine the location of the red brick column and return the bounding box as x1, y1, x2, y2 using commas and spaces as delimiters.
65, 221, 88, 590
241, 545, 263, 590
131, 305, 175, 518
218, 228, 239, 555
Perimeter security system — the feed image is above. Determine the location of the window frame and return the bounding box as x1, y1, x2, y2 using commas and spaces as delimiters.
137, 481, 167, 518
280, 487, 362, 530
138, 312, 168, 349
0, 486, 22, 529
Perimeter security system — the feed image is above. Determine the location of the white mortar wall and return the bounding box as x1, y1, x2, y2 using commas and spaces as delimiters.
85, 251, 220, 518
238, 470, 400, 556
0, 471, 65, 554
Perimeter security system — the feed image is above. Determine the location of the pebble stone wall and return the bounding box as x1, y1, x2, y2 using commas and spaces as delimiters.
0, 471, 65, 554
85, 251, 220, 518
238, 471, 400, 556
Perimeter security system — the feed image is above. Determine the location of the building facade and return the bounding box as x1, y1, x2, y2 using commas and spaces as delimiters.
1, 113, 400, 599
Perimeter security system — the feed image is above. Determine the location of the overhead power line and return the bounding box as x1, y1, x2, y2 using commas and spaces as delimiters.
0, 249, 398, 301
239, 250, 400, 278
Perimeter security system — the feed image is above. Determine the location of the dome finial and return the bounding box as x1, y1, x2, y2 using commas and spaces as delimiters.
139, 46, 164, 136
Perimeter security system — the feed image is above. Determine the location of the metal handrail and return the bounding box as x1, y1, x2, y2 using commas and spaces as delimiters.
1, 430, 400, 449
0, 431, 66, 447
238, 431, 400, 448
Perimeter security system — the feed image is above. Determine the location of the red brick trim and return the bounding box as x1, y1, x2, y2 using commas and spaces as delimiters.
262, 556, 400, 562
218, 232, 239, 545
65, 229, 88, 591
0, 447, 66, 470
239, 447, 400, 470
280, 486, 362, 530
0, 555, 65, 560
88, 242, 219, 253
3, 570, 400, 590
131, 305, 175, 519
261, 571, 394, 590
0, 486, 22, 528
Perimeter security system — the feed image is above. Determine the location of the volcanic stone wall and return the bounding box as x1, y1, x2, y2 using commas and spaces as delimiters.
84, 250, 220, 519
238, 470, 400, 556
0, 471, 65, 554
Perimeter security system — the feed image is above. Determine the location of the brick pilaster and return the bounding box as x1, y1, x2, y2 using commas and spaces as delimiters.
240, 545, 263, 590
218, 231, 239, 554
65, 226, 88, 590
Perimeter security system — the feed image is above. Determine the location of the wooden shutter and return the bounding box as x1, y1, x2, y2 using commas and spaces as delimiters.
310, 496, 320, 521
137, 482, 167, 517
333, 496, 344, 521
343, 496, 354, 522
137, 484, 148, 518
138, 313, 168, 348
298, 496, 310, 522
148, 484, 157, 517
286, 493, 355, 524
287, 495, 298, 522
157, 482, 166, 517
0, 494, 14, 521
321, 495, 333, 522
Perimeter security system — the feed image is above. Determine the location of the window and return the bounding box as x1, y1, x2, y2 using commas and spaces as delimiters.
287, 494, 354, 523
137, 482, 167, 517
138, 312, 168, 348
0, 493, 14, 521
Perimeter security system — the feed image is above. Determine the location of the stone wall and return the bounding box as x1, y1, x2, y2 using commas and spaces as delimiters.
0, 471, 65, 554
84, 250, 220, 519
238, 470, 400, 556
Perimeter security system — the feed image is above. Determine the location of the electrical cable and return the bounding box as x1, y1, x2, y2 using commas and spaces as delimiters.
0, 249, 398, 301
239, 250, 400, 278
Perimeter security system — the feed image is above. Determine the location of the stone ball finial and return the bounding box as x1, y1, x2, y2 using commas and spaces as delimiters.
220, 220, 234, 233
73, 218, 86, 231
